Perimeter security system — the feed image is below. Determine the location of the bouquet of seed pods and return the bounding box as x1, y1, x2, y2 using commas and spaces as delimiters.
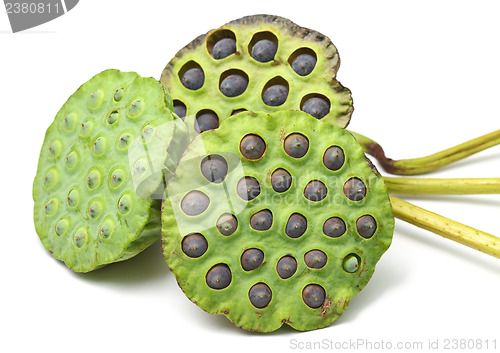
33, 15, 500, 332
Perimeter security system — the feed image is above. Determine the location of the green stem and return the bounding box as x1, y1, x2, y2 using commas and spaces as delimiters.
384, 177, 500, 195
390, 196, 500, 259
351, 130, 500, 175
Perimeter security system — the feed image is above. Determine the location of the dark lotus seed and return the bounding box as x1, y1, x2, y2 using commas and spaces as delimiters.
250, 209, 273, 231
216, 213, 238, 236
343, 177, 367, 201
302, 284, 326, 309
195, 111, 219, 133
357, 215, 377, 238
173, 101, 186, 119
302, 97, 330, 119
291, 53, 317, 76
262, 84, 288, 106
220, 74, 248, 97
182, 67, 204, 90
241, 248, 264, 271
181, 190, 210, 216
240, 134, 266, 160
323, 146, 345, 171
304, 180, 327, 202
201, 154, 228, 183
277, 256, 297, 279
236, 176, 261, 201
206, 264, 232, 289
182, 233, 208, 258
271, 169, 292, 193
304, 250, 327, 269
286, 213, 307, 238
248, 283, 272, 308
213, 38, 236, 59
231, 108, 247, 115
251, 39, 277, 62
284, 133, 309, 158
323, 217, 346, 238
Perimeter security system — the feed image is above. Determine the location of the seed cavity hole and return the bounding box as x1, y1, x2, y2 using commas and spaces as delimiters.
236, 176, 261, 201
249, 31, 278, 63
262, 76, 289, 107
207, 29, 237, 59
181, 190, 210, 216
300, 94, 330, 119
289, 47, 317, 76
241, 248, 264, 271
195, 110, 219, 133
182, 233, 208, 258
206, 264, 232, 290
219, 69, 249, 97
179, 61, 205, 90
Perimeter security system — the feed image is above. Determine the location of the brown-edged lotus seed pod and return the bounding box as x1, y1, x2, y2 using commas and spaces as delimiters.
160, 14, 353, 137
162, 111, 393, 332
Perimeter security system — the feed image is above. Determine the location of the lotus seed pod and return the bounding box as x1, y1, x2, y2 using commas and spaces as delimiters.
162, 111, 394, 332
160, 14, 353, 136
33, 69, 189, 272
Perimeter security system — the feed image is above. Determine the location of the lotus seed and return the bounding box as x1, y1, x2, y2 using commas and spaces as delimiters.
107, 111, 119, 124
195, 111, 219, 133
323, 146, 345, 171
109, 168, 124, 188
213, 37, 236, 59
241, 248, 264, 271
173, 100, 187, 119
43, 169, 57, 189
231, 108, 246, 115
73, 228, 88, 248
99, 219, 114, 239
133, 159, 147, 179
65, 151, 78, 171
262, 84, 288, 106
182, 233, 208, 258
304, 180, 327, 202
113, 88, 124, 102
88, 90, 104, 110
117, 133, 132, 150
92, 136, 106, 156
304, 250, 327, 269
302, 284, 325, 309
251, 39, 277, 62
55, 219, 69, 236
220, 74, 248, 97
302, 97, 330, 119
201, 154, 228, 183
357, 215, 377, 239
44, 199, 57, 215
47, 141, 62, 160
127, 99, 144, 118
118, 194, 132, 214
236, 176, 261, 201
206, 264, 232, 289
79, 121, 93, 138
291, 53, 317, 76
276, 256, 297, 279
216, 213, 238, 236
240, 134, 266, 160
323, 217, 346, 238
343, 254, 360, 273
343, 177, 366, 201
88, 200, 102, 219
142, 125, 155, 143
181, 190, 210, 216
182, 67, 205, 90
62, 113, 77, 131
87, 170, 101, 190
286, 213, 307, 238
67, 189, 79, 208
250, 209, 273, 231
249, 283, 272, 308
284, 133, 309, 158
271, 168, 292, 193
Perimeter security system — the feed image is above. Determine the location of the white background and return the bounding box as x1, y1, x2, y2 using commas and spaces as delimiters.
1, 1, 499, 352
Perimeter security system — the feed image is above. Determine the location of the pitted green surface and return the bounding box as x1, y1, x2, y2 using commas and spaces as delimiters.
33, 69, 188, 272
160, 14, 353, 137
162, 111, 393, 332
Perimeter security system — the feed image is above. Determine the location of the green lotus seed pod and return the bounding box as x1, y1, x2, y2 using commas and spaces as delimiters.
162, 111, 393, 332
160, 14, 353, 137
33, 69, 188, 272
